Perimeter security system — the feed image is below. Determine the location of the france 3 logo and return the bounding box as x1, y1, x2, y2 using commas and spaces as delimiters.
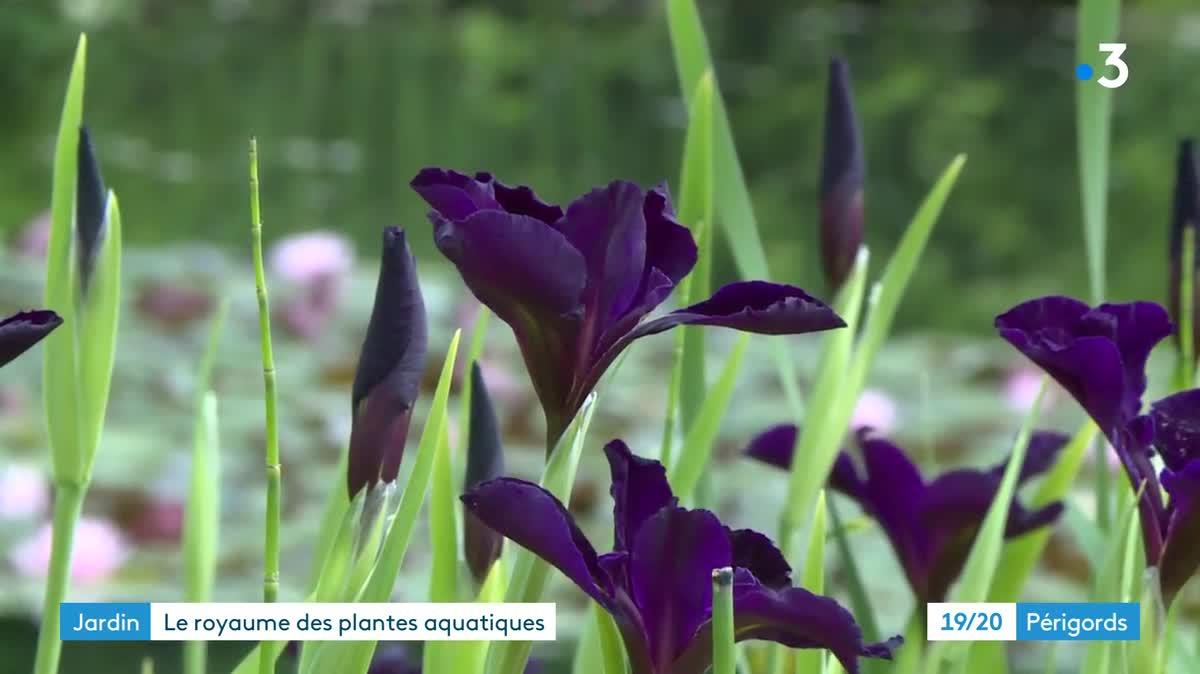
1076, 43, 1128, 89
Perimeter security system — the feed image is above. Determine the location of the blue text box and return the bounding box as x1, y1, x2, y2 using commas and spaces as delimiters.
60, 603, 151, 641
1016, 602, 1139, 641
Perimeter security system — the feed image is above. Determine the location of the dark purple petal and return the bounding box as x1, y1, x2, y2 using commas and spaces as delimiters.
559, 181, 649, 347
411, 167, 501, 221
1011, 431, 1070, 483
0, 310, 63, 368
727, 528, 792, 590
77, 125, 108, 295
1160, 459, 1200, 603
855, 432, 928, 585
367, 644, 420, 674
744, 424, 798, 471
919, 469, 1063, 540
604, 439, 677, 552
631, 281, 846, 339
630, 507, 732, 672
829, 451, 867, 501
348, 227, 428, 497
463, 365, 506, 582
477, 172, 564, 225
1150, 390, 1200, 472
819, 57, 864, 292
461, 477, 611, 606
642, 185, 697, 289
726, 568, 900, 674
432, 208, 586, 428
995, 297, 1172, 436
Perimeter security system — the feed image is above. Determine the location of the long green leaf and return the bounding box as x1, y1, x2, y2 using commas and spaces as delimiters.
677, 70, 715, 431
793, 492, 828, 674
303, 330, 462, 674
422, 420, 459, 674
484, 393, 599, 674
1077, 0, 1121, 303
664, 0, 805, 418
785, 156, 966, 549
1081, 483, 1143, 674
932, 380, 1047, 672
42, 33, 87, 486
1176, 226, 1195, 390
666, 333, 750, 501
183, 392, 220, 674
779, 247, 869, 555
595, 602, 630, 674
78, 190, 122, 478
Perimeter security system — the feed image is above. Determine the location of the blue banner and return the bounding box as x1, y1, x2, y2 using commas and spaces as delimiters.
60, 602, 151, 641
1016, 602, 1139, 641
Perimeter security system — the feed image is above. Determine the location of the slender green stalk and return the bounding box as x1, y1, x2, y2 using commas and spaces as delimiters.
250, 138, 282, 674
1177, 225, 1195, 390
32, 482, 85, 674
827, 495, 880, 643
711, 567, 736, 674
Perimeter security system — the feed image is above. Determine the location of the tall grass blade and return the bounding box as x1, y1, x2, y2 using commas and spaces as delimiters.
792, 492, 828, 674
1077, 0, 1121, 303
664, 0, 805, 418
303, 330, 461, 674
778, 247, 868, 555
1176, 226, 1195, 390
930, 380, 1047, 672
422, 419, 459, 674
1081, 483, 1143, 674
786, 156, 965, 552
595, 602, 629, 674
484, 393, 599, 674
987, 421, 1099, 602
666, 333, 750, 501
183, 392, 220, 674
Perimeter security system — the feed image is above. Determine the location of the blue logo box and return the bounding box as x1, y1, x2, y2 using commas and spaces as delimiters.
60, 602, 151, 641
1016, 602, 1140, 641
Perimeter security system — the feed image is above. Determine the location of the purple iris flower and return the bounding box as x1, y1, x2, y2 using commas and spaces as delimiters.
746, 425, 1066, 603
996, 295, 1200, 602
412, 169, 846, 449
0, 310, 63, 368
1170, 139, 1200, 358
819, 57, 865, 293
348, 227, 429, 498
461, 439, 901, 674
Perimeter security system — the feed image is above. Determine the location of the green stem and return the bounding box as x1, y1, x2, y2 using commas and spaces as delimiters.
250, 139, 281, 674
711, 567, 736, 674
33, 481, 87, 674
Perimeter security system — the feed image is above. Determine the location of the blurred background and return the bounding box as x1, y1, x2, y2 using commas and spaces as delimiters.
3, 0, 1200, 672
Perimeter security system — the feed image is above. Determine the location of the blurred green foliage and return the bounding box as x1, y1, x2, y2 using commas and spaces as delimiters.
2, 0, 1199, 334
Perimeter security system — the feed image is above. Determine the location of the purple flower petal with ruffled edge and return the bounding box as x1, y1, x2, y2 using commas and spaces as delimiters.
1150, 390, 1200, 472
459, 476, 612, 607
673, 569, 901, 674
606, 440, 677, 552
728, 528, 792, 590
632, 281, 846, 339
462, 440, 898, 674
414, 168, 845, 450
1160, 460, 1200, 603
0, 310, 62, 368
995, 296, 1172, 437
631, 507, 731, 672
